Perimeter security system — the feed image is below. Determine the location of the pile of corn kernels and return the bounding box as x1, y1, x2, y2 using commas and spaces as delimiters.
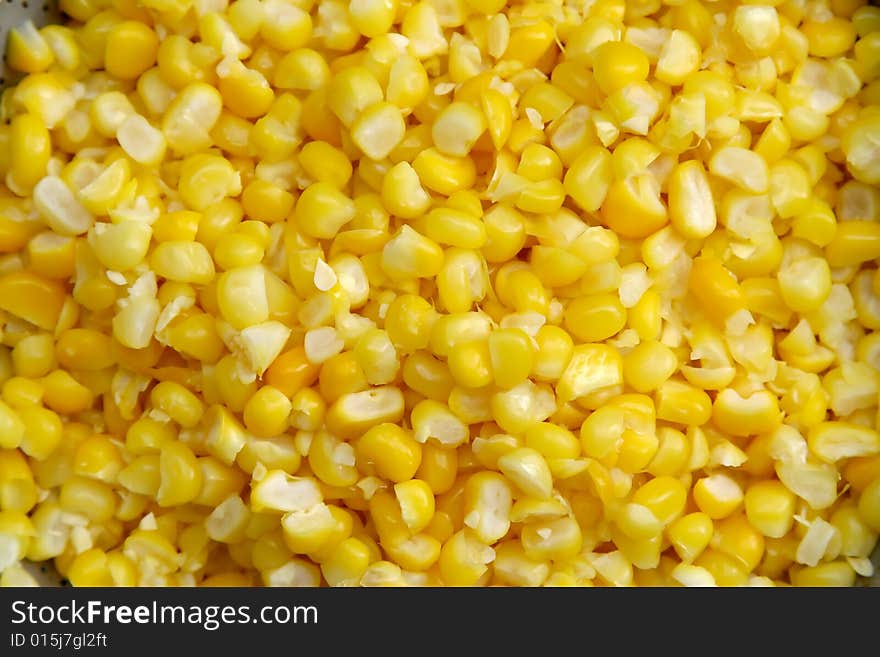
0, 0, 879, 587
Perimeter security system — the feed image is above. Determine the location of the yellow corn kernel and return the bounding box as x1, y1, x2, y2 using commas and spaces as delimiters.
436, 529, 492, 586
436, 248, 487, 313
249, 470, 320, 517
496, 267, 549, 314
157, 441, 202, 507
260, 0, 312, 51
274, 48, 330, 91
744, 481, 796, 539
327, 66, 383, 128
399, 352, 450, 403
383, 296, 434, 354
431, 102, 486, 158
284, 390, 323, 435
0, 451, 37, 512
10, 333, 54, 379
393, 479, 435, 534
478, 88, 512, 152
520, 515, 583, 564
215, 265, 272, 330
349, 102, 405, 162
480, 203, 526, 264
857, 479, 880, 532
713, 513, 765, 573
557, 344, 623, 404
88, 220, 153, 273
825, 221, 880, 268
383, 53, 429, 113
55, 329, 115, 372
688, 255, 746, 325
117, 453, 160, 497
419, 208, 487, 250
732, 5, 780, 55
609, 137, 658, 180
647, 427, 690, 477
150, 381, 204, 429
281, 502, 339, 555
615, 502, 663, 541
807, 421, 880, 464
6, 21, 55, 74
237, 179, 294, 223
380, 163, 432, 220
622, 341, 678, 394
529, 325, 572, 384
237, 426, 300, 472
446, 339, 492, 389
668, 160, 717, 240
791, 198, 838, 248
559, 145, 612, 214
369, 488, 410, 546
178, 154, 243, 212
0, 401, 26, 450
353, 422, 421, 483
161, 82, 224, 154
497, 447, 553, 499
483, 328, 534, 390
626, 288, 660, 342
212, 232, 264, 272
411, 446, 454, 499
325, 387, 405, 440
776, 256, 832, 313
693, 474, 744, 520
515, 145, 560, 187
491, 379, 556, 435
89, 91, 134, 139
790, 562, 856, 587
203, 494, 250, 544
754, 118, 792, 165
626, 476, 684, 527
60, 476, 117, 523
240, 386, 291, 438
317, 352, 369, 404
72, 433, 122, 483
520, 423, 577, 462
68, 549, 118, 587
655, 29, 701, 86
528, 245, 587, 289
321, 536, 372, 586
410, 398, 468, 448
601, 174, 668, 240
712, 389, 781, 438
261, 347, 316, 400
564, 294, 627, 344
217, 62, 274, 120
8, 114, 52, 193
493, 540, 550, 587
3, 377, 44, 408
308, 431, 358, 486
668, 512, 714, 563
23, 500, 66, 561
381, 226, 444, 280
801, 16, 856, 58
592, 41, 650, 96
104, 21, 158, 80
654, 380, 712, 427
412, 148, 477, 197
471, 432, 518, 472
709, 146, 769, 194
351, 329, 397, 386
514, 178, 564, 215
